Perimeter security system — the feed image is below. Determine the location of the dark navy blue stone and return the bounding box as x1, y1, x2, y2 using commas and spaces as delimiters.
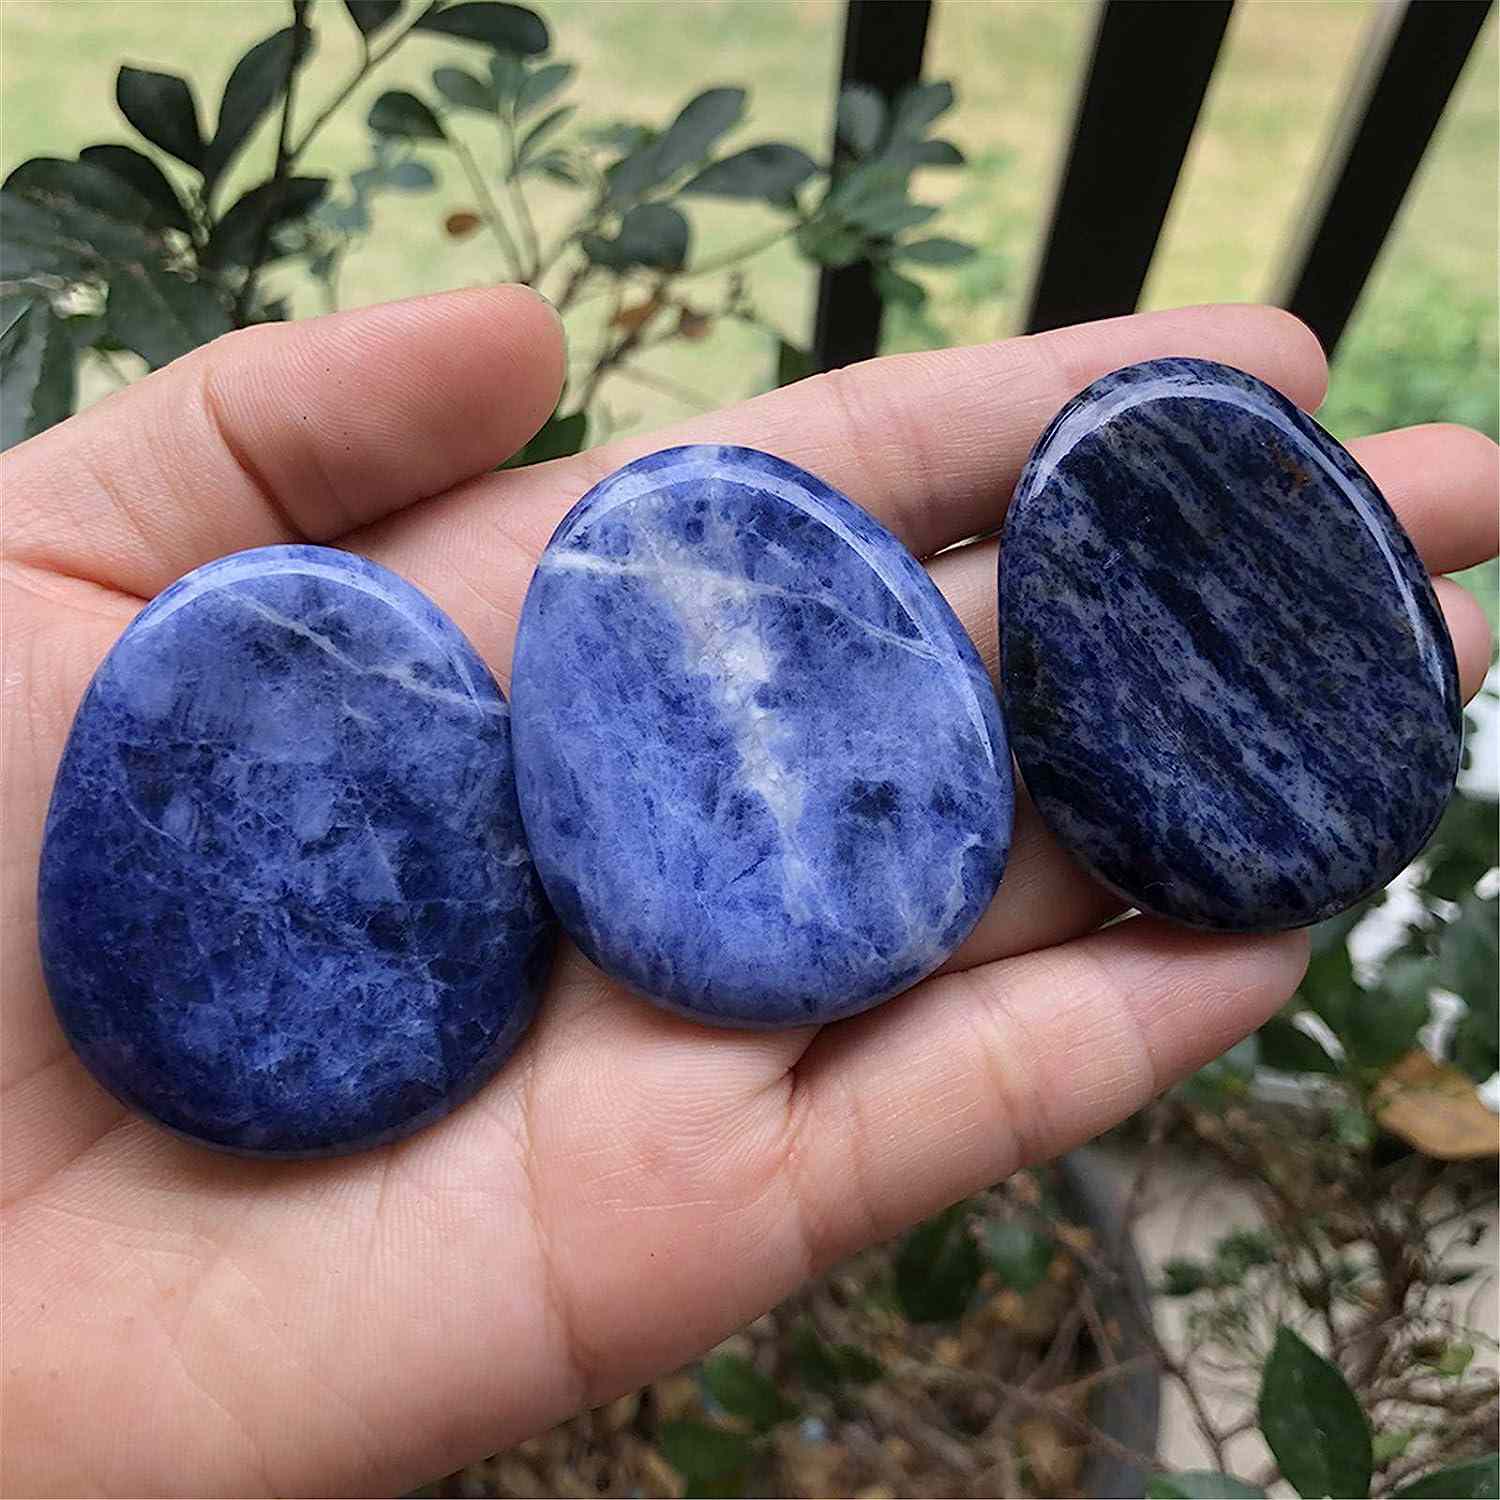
38, 545, 554, 1156
1000, 357, 1462, 932
511, 444, 1013, 1028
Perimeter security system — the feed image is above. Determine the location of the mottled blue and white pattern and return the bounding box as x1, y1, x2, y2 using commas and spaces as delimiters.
38, 545, 554, 1156
1000, 358, 1462, 932
512, 445, 1013, 1027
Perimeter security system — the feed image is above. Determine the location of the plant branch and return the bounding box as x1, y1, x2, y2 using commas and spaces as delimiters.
500, 115, 542, 280
235, 0, 310, 324
289, 2, 430, 161
609, 362, 714, 411
577, 277, 668, 408
447, 131, 523, 281
680, 220, 800, 279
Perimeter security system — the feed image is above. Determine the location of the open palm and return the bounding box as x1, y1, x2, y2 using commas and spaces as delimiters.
4, 289, 1495, 1497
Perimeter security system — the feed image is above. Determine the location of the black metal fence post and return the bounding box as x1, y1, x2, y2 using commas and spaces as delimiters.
810, 0, 932, 371
1022, 0, 1234, 334
1278, 0, 1494, 357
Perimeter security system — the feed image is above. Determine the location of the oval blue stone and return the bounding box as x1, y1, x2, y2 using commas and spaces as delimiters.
1000, 357, 1462, 932
38, 545, 554, 1156
512, 445, 1013, 1027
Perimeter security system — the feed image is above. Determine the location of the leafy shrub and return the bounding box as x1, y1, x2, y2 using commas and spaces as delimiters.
0, 0, 979, 455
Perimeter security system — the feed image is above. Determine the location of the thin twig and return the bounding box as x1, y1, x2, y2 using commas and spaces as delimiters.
499, 114, 542, 280
234, 0, 310, 324
447, 131, 523, 281
608, 363, 714, 411
902, 1358, 1161, 1476
289, 2, 430, 160
678, 221, 800, 279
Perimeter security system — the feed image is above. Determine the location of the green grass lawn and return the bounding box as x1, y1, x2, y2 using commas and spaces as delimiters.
3, 0, 1495, 459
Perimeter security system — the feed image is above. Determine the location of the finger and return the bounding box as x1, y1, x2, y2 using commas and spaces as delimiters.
600, 301, 1329, 558
4, 286, 565, 600
358, 303, 1327, 679
782, 920, 1309, 1267
1348, 424, 1500, 576
1433, 576, 1494, 701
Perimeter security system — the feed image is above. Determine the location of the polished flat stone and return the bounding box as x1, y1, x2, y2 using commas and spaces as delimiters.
39, 545, 554, 1156
512, 445, 1013, 1027
1000, 357, 1462, 932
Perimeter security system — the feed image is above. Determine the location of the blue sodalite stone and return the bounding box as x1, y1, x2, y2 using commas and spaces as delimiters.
1000, 358, 1462, 932
38, 545, 554, 1156
511, 445, 1013, 1028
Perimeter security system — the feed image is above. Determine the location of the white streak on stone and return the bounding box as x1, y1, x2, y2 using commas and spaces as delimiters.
1030, 375, 1449, 690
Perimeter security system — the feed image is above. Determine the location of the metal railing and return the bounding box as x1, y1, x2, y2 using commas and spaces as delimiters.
811, 0, 1494, 370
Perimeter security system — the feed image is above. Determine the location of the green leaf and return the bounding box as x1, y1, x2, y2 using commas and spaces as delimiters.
0, 189, 93, 282
604, 141, 666, 205
368, 90, 447, 140
657, 1419, 754, 1497
897, 236, 975, 265
2, 157, 163, 267
1393, 1455, 1499, 1499
433, 65, 496, 113
681, 144, 818, 202
894, 1200, 980, 1322
654, 88, 747, 178
1161, 1257, 1213, 1296
872, 263, 927, 311
203, 177, 328, 268
701, 1354, 797, 1432
616, 202, 688, 269
1421, 792, 1497, 901
115, 67, 204, 171
503, 409, 587, 467
1440, 1340, 1476, 1376
836, 83, 885, 155
775, 340, 816, 388
890, 80, 954, 138
488, 52, 524, 107
586, 120, 654, 154
1258, 1325, 1372, 1499
1180, 1034, 1260, 1106
1343, 960, 1429, 1070
789, 1320, 881, 1391
77, 145, 193, 234
1332, 1103, 1376, 1149
1213, 1228, 1276, 1281
849, 195, 937, 236
411, 3, 549, 55
344, 0, 403, 36
1257, 1015, 1339, 1075
106, 262, 230, 369
599, 89, 743, 207
1452, 1001, 1500, 1083
584, 203, 689, 271
0, 295, 76, 450
525, 149, 580, 185
1300, 910, 1363, 1033
382, 159, 437, 190
794, 217, 867, 269
517, 61, 574, 115
1439, 894, 1498, 1004
203, 28, 306, 196
1372, 1428, 1415, 1464
900, 137, 965, 167
1146, 1472, 1266, 1499
517, 104, 576, 165
980, 1220, 1054, 1292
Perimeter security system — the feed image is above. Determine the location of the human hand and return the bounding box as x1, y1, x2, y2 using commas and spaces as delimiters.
4, 289, 1495, 1496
